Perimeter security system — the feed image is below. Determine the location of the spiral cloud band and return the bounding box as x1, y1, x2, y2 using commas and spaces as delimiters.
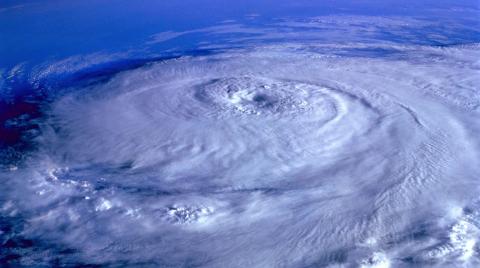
1, 16, 480, 267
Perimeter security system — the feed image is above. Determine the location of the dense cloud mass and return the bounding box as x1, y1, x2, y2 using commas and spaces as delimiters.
1, 14, 480, 267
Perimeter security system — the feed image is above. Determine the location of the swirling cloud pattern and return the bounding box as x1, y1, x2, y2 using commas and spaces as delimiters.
1, 13, 480, 267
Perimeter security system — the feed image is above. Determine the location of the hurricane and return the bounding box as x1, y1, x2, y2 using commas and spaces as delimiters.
1, 2, 480, 267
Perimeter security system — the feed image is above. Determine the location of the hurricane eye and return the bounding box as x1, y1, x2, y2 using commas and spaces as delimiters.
252, 93, 269, 103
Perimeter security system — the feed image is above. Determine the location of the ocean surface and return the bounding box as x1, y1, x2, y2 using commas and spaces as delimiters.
1, 1, 480, 267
